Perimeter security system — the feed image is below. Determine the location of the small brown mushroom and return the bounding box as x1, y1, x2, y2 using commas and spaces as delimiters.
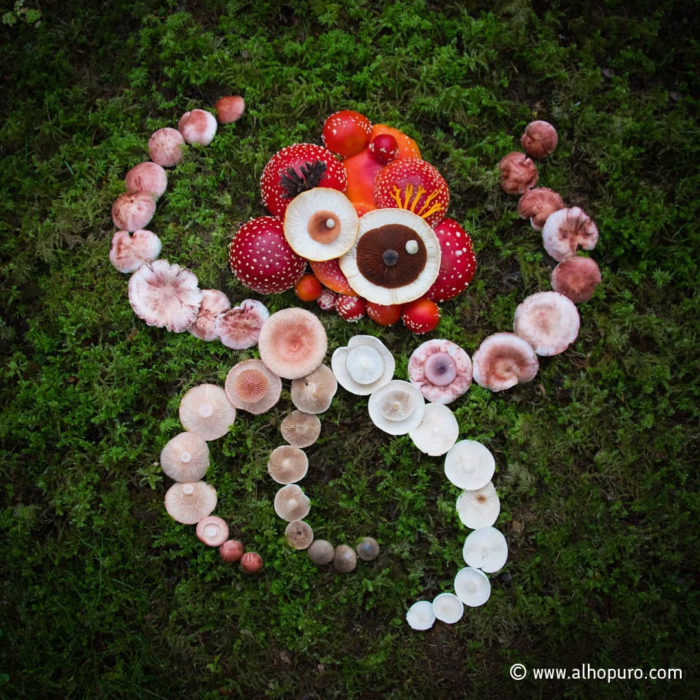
356, 537, 380, 561
308, 539, 335, 565
280, 411, 322, 448
333, 544, 357, 573
285, 520, 314, 550
267, 446, 309, 484
290, 364, 338, 414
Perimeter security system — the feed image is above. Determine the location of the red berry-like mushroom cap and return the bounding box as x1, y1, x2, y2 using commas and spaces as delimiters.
322, 110, 372, 158
215, 96, 245, 124
402, 298, 441, 334
336, 294, 366, 322
520, 120, 559, 159
425, 218, 476, 303
551, 256, 602, 304
517, 188, 565, 231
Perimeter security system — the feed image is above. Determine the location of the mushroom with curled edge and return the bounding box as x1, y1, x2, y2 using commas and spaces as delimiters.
331, 335, 395, 396
454, 566, 491, 607
267, 446, 309, 485
462, 526, 508, 574
517, 187, 564, 231
431, 593, 464, 624
551, 256, 602, 304
308, 539, 335, 565
196, 516, 229, 547
408, 338, 472, 404
188, 289, 231, 342
148, 127, 186, 168
513, 291, 580, 356
290, 365, 338, 414
159, 431, 209, 482
125, 161, 168, 200
471, 332, 539, 392
111, 191, 156, 232
498, 152, 538, 194
109, 229, 162, 274
333, 544, 357, 573
225, 359, 282, 416
368, 380, 425, 436
456, 481, 500, 529
285, 520, 314, 550
406, 601, 436, 631
178, 109, 217, 146
179, 384, 235, 441
408, 403, 459, 457
444, 440, 495, 491
520, 120, 559, 160
273, 484, 311, 522
542, 207, 599, 262
215, 299, 269, 350
164, 481, 217, 525
280, 411, 322, 448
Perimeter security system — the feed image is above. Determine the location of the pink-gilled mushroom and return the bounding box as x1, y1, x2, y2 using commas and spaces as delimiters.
471, 332, 539, 392
128, 260, 202, 332
225, 359, 282, 415
215, 95, 245, 124
280, 411, 322, 448
196, 515, 229, 547
188, 289, 231, 341
517, 187, 565, 230
290, 364, 338, 414
444, 440, 495, 490
159, 431, 209, 482
258, 308, 328, 380
405, 601, 436, 631
456, 481, 500, 529
285, 520, 314, 550
454, 566, 491, 607
551, 256, 602, 303
520, 120, 559, 159
431, 593, 464, 624
368, 380, 425, 436
111, 191, 157, 232
178, 109, 218, 146
219, 539, 244, 562
124, 161, 168, 200
513, 291, 581, 356
273, 484, 311, 521
109, 229, 162, 273
331, 335, 395, 396
267, 445, 309, 484
214, 299, 270, 350
164, 481, 217, 524
462, 526, 508, 573
542, 207, 599, 261
179, 384, 236, 441
408, 339, 472, 404
408, 403, 459, 456
148, 127, 186, 168
498, 152, 538, 194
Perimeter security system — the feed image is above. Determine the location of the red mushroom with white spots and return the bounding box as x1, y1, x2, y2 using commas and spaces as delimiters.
424, 218, 477, 303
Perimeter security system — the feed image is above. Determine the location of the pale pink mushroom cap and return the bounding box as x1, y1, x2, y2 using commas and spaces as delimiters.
520, 120, 559, 159
160, 431, 210, 482
179, 383, 236, 440
188, 289, 232, 341
196, 515, 229, 546
472, 332, 539, 392
111, 191, 156, 232
514, 291, 580, 356
408, 339, 472, 404
273, 484, 311, 521
128, 259, 202, 332
224, 359, 282, 415
216, 95, 245, 124
164, 481, 217, 524
148, 127, 186, 168
124, 161, 168, 200
517, 187, 565, 230
498, 151, 538, 194
551, 256, 602, 303
542, 207, 599, 261
214, 299, 269, 350
258, 308, 328, 379
109, 229, 162, 273
178, 109, 218, 146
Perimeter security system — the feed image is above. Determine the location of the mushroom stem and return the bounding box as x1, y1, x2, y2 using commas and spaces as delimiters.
199, 403, 214, 418
180, 452, 192, 464
183, 484, 195, 496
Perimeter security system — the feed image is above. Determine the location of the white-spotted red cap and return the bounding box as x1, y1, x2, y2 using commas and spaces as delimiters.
273, 484, 311, 521
214, 299, 269, 350
109, 229, 162, 273
513, 291, 580, 356
125, 161, 168, 200
517, 187, 565, 230
179, 384, 235, 441
164, 481, 217, 524
160, 431, 210, 482
405, 601, 436, 631
331, 335, 395, 396
128, 260, 202, 332
225, 359, 281, 415
444, 440, 495, 490
148, 127, 185, 168
196, 515, 229, 546
498, 152, 538, 194
454, 567, 491, 607
408, 403, 459, 456
188, 289, 231, 341
290, 364, 338, 414
463, 526, 508, 573
431, 593, 464, 624
280, 411, 322, 448
472, 332, 539, 391
267, 445, 309, 484
368, 380, 425, 435
551, 256, 602, 303
408, 339, 472, 404
425, 218, 477, 303
520, 120, 559, 159
542, 207, 599, 261
111, 191, 156, 232
178, 109, 217, 146
456, 481, 500, 529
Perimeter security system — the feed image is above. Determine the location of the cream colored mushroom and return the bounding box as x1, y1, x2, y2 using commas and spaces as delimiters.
284, 520, 314, 550
164, 481, 217, 524
179, 384, 235, 441
456, 481, 500, 529
454, 566, 491, 607
273, 484, 310, 521
408, 403, 459, 456
331, 335, 395, 396
280, 411, 322, 448
225, 359, 282, 415
267, 445, 309, 484
290, 364, 337, 414
444, 440, 495, 490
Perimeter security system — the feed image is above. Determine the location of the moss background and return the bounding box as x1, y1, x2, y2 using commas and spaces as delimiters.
0, 0, 697, 697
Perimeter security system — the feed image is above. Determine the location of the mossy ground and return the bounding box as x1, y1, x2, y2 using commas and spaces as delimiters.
1, 1, 697, 697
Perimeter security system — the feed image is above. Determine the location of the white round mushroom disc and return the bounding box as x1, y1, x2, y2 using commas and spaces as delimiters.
444, 440, 495, 490
513, 291, 581, 356
405, 600, 436, 631
408, 403, 459, 456
368, 380, 425, 435
331, 335, 395, 396
345, 345, 384, 385
456, 481, 500, 529
454, 567, 491, 607
462, 526, 508, 573
431, 593, 464, 624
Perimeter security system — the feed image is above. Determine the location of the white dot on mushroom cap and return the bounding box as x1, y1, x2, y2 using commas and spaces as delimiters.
405, 240, 419, 254
205, 525, 218, 537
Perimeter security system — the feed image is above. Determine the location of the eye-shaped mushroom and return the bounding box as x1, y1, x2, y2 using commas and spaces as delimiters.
331, 335, 395, 396
339, 208, 441, 305
368, 380, 425, 435
225, 359, 282, 415
408, 339, 472, 404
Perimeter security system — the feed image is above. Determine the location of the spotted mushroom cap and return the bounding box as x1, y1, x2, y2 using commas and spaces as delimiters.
408, 339, 472, 404
425, 218, 477, 303
368, 380, 425, 435
273, 484, 311, 521
541, 207, 599, 261
215, 299, 269, 350
280, 410, 322, 448
164, 481, 217, 524
513, 291, 580, 356
224, 359, 282, 415
472, 332, 539, 392
109, 229, 162, 274
290, 364, 338, 414
178, 108, 217, 146
124, 161, 168, 200
111, 191, 157, 232
456, 481, 500, 529
179, 383, 236, 440
551, 256, 602, 303
159, 431, 210, 482
148, 127, 185, 168
188, 289, 231, 341
332, 335, 395, 396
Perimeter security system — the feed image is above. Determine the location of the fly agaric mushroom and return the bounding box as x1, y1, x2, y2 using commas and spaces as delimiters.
273, 484, 311, 521
498, 152, 538, 194
128, 260, 202, 332
356, 537, 380, 561
456, 481, 500, 529
551, 256, 602, 303
322, 110, 372, 158
462, 526, 508, 573
178, 108, 217, 146
215, 299, 269, 350
148, 127, 186, 168
317, 287, 339, 311
225, 359, 282, 415
196, 516, 229, 547
179, 384, 236, 441
240, 552, 263, 574
285, 520, 314, 550
267, 445, 309, 484
332, 335, 395, 395
308, 539, 335, 565
215, 95, 245, 124
112, 191, 157, 232
471, 332, 539, 392
339, 208, 441, 305
335, 295, 366, 322
219, 539, 244, 562
125, 161, 168, 200
160, 431, 210, 482
444, 440, 495, 491
406, 601, 436, 631
258, 308, 327, 380
517, 187, 565, 230
188, 289, 231, 341
109, 229, 162, 273
513, 291, 580, 356
520, 120, 558, 159
366, 301, 403, 326
454, 566, 491, 607
541, 207, 599, 261
408, 403, 459, 456
431, 593, 464, 624
368, 380, 425, 436
290, 364, 338, 414
164, 481, 217, 524
425, 218, 477, 303
408, 339, 472, 404
402, 298, 441, 334
333, 544, 357, 573
280, 411, 322, 448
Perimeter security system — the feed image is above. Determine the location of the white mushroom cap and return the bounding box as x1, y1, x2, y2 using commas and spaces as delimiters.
215, 299, 269, 350
196, 515, 229, 546
109, 229, 162, 274
188, 289, 231, 341
160, 431, 209, 482
405, 601, 436, 631
164, 481, 217, 524
542, 206, 599, 261
284, 187, 359, 261
267, 445, 309, 484
225, 359, 282, 415
454, 567, 491, 607
124, 161, 168, 200
331, 335, 395, 396
368, 380, 425, 435
280, 411, 322, 448
456, 481, 500, 529
128, 260, 202, 333
148, 127, 185, 168
408, 403, 459, 456
284, 520, 314, 549
111, 191, 157, 232
408, 339, 472, 404
444, 440, 495, 490
462, 526, 508, 573
290, 364, 338, 414
472, 332, 539, 392
178, 109, 218, 146
273, 484, 311, 521
513, 291, 580, 356
179, 384, 236, 441
431, 593, 464, 624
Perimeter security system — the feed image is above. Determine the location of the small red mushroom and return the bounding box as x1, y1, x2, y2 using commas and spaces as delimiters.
517, 187, 565, 230
124, 162, 168, 201
368, 133, 399, 165
109, 229, 162, 273
366, 301, 402, 326
520, 120, 558, 159
336, 294, 366, 322
322, 110, 372, 158
542, 207, 599, 261
215, 299, 269, 349
316, 287, 338, 311
425, 218, 477, 303
219, 539, 244, 562
148, 127, 186, 168
215, 95, 245, 124
402, 298, 440, 334
498, 152, 538, 194
240, 551, 263, 574
178, 108, 217, 146
294, 274, 323, 302
551, 256, 602, 303
111, 191, 156, 232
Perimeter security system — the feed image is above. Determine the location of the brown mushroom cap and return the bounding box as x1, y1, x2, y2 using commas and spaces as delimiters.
225, 359, 282, 415
188, 289, 232, 342
179, 383, 236, 440
308, 539, 335, 565
356, 537, 380, 561
273, 484, 311, 521
551, 256, 602, 303
520, 120, 559, 159
196, 515, 229, 546
160, 431, 210, 482
258, 308, 328, 379
280, 411, 322, 448
513, 291, 581, 356
472, 332, 539, 392
542, 207, 599, 262
164, 481, 217, 524
284, 520, 314, 549
517, 187, 565, 230
290, 364, 338, 414
267, 445, 309, 484
333, 544, 358, 573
